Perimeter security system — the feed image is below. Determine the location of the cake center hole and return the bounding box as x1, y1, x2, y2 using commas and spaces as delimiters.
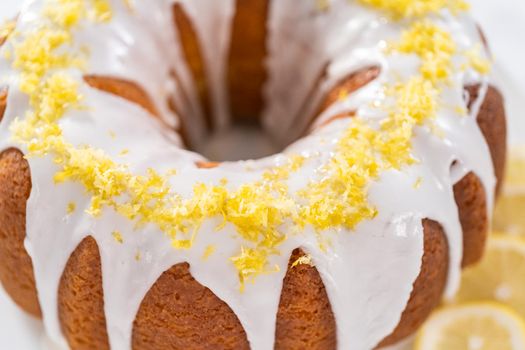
194, 121, 283, 162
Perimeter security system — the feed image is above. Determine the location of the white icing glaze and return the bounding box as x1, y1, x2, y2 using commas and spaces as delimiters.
0, 1, 497, 350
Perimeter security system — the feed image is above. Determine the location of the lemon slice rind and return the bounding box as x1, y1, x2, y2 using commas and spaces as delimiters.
415, 302, 525, 350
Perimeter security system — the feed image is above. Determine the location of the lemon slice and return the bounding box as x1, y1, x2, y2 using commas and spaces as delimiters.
415, 303, 525, 350
494, 196, 525, 237
504, 146, 525, 190
494, 146, 525, 237
454, 235, 525, 319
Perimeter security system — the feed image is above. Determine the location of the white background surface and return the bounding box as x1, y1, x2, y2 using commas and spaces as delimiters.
0, 1, 524, 348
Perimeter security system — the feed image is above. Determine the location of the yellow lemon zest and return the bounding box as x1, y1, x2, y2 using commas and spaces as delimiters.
358, 0, 469, 19
394, 20, 456, 84
291, 254, 314, 268
67, 202, 76, 214
202, 245, 216, 260
112, 230, 123, 244
230, 247, 279, 292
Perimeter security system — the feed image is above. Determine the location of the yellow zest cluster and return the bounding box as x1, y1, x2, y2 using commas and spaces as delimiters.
92, 0, 113, 22
44, 0, 111, 26
45, 0, 86, 28
13, 29, 83, 95
464, 46, 491, 74
394, 21, 456, 83
202, 245, 216, 260
358, 0, 469, 19
298, 76, 437, 232
298, 119, 379, 232
230, 247, 279, 291
112, 230, 124, 244
299, 1, 471, 244
380, 77, 438, 167
67, 202, 76, 214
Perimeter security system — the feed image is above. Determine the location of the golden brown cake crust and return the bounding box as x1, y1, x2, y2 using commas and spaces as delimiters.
317, 67, 381, 117
228, 0, 268, 123
195, 161, 221, 169
275, 249, 336, 350
451, 84, 506, 268
132, 263, 250, 350
297, 66, 381, 136
0, 88, 7, 120
0, 148, 41, 317
297, 66, 380, 136
454, 172, 488, 267
58, 236, 110, 350
173, 3, 212, 129
174, 1, 269, 125
83, 76, 160, 118
466, 85, 507, 195
312, 111, 356, 131
56, 222, 448, 350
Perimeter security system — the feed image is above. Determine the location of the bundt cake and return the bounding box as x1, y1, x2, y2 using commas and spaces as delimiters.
0, 0, 507, 349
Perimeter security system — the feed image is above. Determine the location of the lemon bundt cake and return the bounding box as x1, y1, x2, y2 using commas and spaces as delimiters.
0, 0, 506, 349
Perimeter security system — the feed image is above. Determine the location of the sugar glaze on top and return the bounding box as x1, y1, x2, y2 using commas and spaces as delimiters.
0, 0, 495, 349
